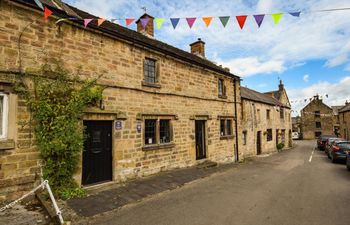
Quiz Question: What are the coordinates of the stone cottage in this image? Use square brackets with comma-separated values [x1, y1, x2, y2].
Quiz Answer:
[339, 103, 350, 140]
[0, 0, 241, 200]
[300, 96, 334, 139]
[240, 81, 292, 158]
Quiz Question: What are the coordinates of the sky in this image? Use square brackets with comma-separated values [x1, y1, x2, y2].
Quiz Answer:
[63, 0, 350, 116]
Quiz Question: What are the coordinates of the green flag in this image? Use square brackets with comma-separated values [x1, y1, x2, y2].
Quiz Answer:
[155, 18, 165, 29]
[272, 13, 283, 24]
[219, 16, 230, 27]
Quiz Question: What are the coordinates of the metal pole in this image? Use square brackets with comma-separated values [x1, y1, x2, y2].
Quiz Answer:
[44, 181, 64, 225]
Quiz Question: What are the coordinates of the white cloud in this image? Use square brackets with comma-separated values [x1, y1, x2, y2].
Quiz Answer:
[325, 54, 348, 68]
[289, 76, 350, 116]
[303, 74, 309, 82]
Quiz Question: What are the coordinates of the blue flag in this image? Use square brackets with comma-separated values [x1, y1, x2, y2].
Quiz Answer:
[170, 18, 180, 29]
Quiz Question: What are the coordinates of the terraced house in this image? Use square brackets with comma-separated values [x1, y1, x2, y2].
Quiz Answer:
[0, 0, 241, 200]
[240, 81, 292, 157]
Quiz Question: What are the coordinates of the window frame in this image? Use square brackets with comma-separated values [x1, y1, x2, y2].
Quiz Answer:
[142, 115, 174, 150]
[280, 107, 284, 119]
[0, 93, 8, 140]
[243, 131, 247, 145]
[219, 118, 233, 138]
[314, 111, 320, 119]
[266, 109, 270, 120]
[218, 78, 226, 98]
[315, 121, 322, 129]
[266, 129, 272, 141]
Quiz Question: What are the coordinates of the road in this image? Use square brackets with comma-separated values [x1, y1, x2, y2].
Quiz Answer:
[91, 140, 350, 225]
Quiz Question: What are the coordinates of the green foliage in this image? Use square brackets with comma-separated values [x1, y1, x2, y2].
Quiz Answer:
[17, 60, 102, 199]
[276, 142, 285, 151]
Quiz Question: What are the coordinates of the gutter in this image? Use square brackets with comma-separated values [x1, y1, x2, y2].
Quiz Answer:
[234, 78, 239, 162]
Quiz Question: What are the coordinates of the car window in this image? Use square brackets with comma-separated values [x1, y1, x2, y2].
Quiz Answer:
[337, 143, 350, 149]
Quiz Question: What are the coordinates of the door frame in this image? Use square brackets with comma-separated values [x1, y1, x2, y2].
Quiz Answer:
[82, 120, 114, 186]
[256, 131, 262, 155]
[195, 120, 207, 160]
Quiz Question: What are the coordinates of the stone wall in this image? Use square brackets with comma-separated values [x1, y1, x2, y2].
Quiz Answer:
[0, 1, 240, 200]
[339, 111, 350, 140]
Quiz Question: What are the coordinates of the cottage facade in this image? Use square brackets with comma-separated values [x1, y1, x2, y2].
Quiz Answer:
[239, 81, 292, 158]
[339, 104, 350, 140]
[0, 0, 242, 200]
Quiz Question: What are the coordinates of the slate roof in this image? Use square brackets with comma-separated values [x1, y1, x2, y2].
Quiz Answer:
[339, 104, 350, 113]
[241, 87, 289, 108]
[12, 0, 239, 80]
[264, 90, 280, 101]
[332, 106, 345, 115]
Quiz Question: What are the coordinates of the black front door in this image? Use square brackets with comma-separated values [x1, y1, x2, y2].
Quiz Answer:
[82, 121, 112, 185]
[257, 131, 262, 155]
[195, 120, 206, 160]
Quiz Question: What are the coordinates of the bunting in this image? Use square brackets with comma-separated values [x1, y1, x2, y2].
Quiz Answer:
[253, 14, 264, 27]
[219, 16, 230, 27]
[84, 18, 93, 27]
[155, 18, 165, 29]
[236, 15, 247, 29]
[289, 12, 301, 17]
[140, 18, 150, 28]
[97, 18, 106, 26]
[202, 17, 213, 27]
[186, 17, 196, 28]
[44, 7, 52, 20]
[125, 18, 135, 26]
[170, 18, 180, 29]
[272, 13, 283, 24]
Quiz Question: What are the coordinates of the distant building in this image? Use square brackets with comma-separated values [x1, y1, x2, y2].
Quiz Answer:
[332, 106, 343, 137]
[292, 116, 301, 133]
[300, 96, 334, 139]
[339, 102, 350, 140]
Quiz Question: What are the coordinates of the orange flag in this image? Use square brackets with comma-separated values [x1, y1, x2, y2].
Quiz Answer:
[44, 7, 52, 20]
[97, 18, 106, 26]
[202, 17, 213, 27]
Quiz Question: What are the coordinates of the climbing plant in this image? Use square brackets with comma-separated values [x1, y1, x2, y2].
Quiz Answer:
[16, 60, 103, 199]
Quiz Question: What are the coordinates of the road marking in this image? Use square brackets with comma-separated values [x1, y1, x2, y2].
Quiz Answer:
[309, 149, 315, 162]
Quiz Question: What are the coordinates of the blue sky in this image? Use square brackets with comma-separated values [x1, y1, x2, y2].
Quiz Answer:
[64, 0, 350, 116]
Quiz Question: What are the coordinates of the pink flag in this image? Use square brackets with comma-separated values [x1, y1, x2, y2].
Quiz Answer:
[84, 19, 93, 28]
[186, 17, 197, 28]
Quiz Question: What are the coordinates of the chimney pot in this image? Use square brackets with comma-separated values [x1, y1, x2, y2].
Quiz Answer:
[136, 13, 154, 37]
[190, 38, 205, 58]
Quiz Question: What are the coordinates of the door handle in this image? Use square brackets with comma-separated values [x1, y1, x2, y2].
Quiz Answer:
[91, 148, 102, 154]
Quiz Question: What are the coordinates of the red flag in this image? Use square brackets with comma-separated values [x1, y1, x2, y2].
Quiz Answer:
[236, 15, 247, 29]
[125, 18, 135, 26]
[44, 7, 52, 20]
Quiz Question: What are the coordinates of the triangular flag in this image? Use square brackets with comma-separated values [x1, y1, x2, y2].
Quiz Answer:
[235, 15, 247, 29]
[219, 16, 230, 27]
[44, 7, 52, 20]
[155, 18, 165, 29]
[84, 19, 93, 28]
[202, 17, 213, 27]
[253, 14, 265, 27]
[272, 13, 283, 24]
[289, 12, 301, 17]
[97, 18, 106, 26]
[186, 17, 197, 28]
[140, 18, 150, 28]
[170, 18, 180, 29]
[34, 0, 44, 10]
[125, 18, 135, 26]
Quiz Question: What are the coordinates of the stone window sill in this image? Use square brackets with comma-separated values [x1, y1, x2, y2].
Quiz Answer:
[142, 81, 161, 89]
[218, 95, 227, 99]
[0, 139, 15, 150]
[220, 135, 234, 140]
[142, 143, 175, 151]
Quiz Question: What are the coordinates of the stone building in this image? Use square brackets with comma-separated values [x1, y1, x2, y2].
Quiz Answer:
[0, 0, 242, 200]
[292, 116, 301, 133]
[240, 81, 292, 158]
[339, 103, 350, 140]
[300, 96, 334, 139]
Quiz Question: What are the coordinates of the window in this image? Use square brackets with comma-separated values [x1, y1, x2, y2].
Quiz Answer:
[266, 109, 270, 120]
[280, 107, 284, 119]
[243, 131, 247, 145]
[315, 121, 322, 128]
[144, 117, 173, 146]
[144, 58, 156, 83]
[314, 111, 320, 118]
[220, 119, 233, 137]
[315, 132, 322, 138]
[0, 93, 8, 139]
[257, 109, 260, 122]
[267, 129, 272, 141]
[218, 78, 226, 97]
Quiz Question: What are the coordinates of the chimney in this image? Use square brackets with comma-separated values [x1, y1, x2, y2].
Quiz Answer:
[278, 79, 284, 91]
[190, 38, 205, 58]
[136, 13, 154, 37]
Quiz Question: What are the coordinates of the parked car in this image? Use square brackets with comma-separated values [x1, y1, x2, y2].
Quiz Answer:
[325, 138, 345, 157]
[329, 141, 350, 163]
[292, 132, 299, 140]
[346, 151, 350, 171]
[317, 135, 337, 150]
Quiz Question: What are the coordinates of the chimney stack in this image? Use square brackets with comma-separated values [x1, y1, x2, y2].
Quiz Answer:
[278, 79, 284, 91]
[136, 13, 154, 37]
[190, 38, 205, 58]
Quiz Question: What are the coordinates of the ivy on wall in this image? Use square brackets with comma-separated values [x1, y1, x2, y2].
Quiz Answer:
[16, 60, 103, 199]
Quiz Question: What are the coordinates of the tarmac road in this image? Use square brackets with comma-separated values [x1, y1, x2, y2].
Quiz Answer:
[92, 140, 350, 225]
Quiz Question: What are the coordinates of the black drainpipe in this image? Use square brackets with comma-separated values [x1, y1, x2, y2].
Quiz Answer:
[234, 78, 239, 162]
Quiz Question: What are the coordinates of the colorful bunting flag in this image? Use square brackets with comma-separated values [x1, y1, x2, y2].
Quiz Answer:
[84, 19, 93, 28]
[44, 7, 52, 20]
[125, 18, 135, 26]
[253, 14, 265, 27]
[202, 17, 213, 27]
[236, 15, 247, 29]
[289, 12, 301, 17]
[34, 0, 44, 10]
[170, 18, 180, 29]
[97, 18, 106, 26]
[272, 13, 283, 24]
[140, 18, 150, 28]
[219, 16, 230, 27]
[155, 18, 165, 29]
[186, 17, 197, 28]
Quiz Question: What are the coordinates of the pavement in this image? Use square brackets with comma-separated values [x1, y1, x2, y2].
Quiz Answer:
[72, 140, 350, 225]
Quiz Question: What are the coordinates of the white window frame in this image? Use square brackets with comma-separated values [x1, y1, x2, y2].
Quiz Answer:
[0, 93, 9, 139]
